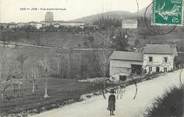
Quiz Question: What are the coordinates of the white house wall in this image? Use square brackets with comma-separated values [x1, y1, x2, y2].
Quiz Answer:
[110, 60, 142, 81]
[143, 54, 174, 73]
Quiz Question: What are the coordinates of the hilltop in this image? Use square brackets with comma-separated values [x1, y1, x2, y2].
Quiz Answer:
[72, 11, 136, 23]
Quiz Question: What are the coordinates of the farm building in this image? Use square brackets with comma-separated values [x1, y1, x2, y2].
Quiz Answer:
[143, 44, 178, 73]
[109, 44, 178, 82]
[109, 51, 143, 82]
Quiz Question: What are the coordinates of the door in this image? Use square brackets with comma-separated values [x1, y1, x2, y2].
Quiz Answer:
[156, 67, 160, 72]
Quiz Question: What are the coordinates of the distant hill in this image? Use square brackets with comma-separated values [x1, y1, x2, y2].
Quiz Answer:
[137, 7, 151, 18]
[72, 11, 136, 24]
[70, 8, 154, 24]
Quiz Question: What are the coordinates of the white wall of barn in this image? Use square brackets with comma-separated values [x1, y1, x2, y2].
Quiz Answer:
[143, 54, 175, 73]
[110, 60, 142, 81]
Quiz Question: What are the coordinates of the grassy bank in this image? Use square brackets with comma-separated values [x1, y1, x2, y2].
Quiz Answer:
[145, 85, 184, 117]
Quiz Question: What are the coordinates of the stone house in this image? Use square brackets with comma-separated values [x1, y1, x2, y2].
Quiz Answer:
[109, 44, 178, 81]
[143, 44, 178, 73]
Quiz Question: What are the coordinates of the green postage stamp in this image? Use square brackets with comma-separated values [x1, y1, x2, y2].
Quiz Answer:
[153, 0, 183, 26]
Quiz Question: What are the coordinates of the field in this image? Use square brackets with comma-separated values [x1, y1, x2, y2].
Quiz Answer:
[0, 78, 105, 116]
[0, 44, 113, 116]
[0, 31, 109, 49]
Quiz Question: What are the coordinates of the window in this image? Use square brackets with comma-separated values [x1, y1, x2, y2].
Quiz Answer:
[149, 57, 153, 62]
[164, 57, 168, 63]
[164, 67, 167, 72]
[119, 75, 127, 81]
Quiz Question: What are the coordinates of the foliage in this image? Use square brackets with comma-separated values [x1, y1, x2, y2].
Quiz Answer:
[145, 86, 184, 117]
[110, 30, 129, 51]
[93, 17, 121, 29]
[174, 53, 184, 68]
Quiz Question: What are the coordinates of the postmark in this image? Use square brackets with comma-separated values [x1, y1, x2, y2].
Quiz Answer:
[152, 0, 183, 26]
[144, 2, 176, 35]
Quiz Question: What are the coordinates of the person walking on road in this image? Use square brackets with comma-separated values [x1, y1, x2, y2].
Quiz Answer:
[107, 89, 116, 116]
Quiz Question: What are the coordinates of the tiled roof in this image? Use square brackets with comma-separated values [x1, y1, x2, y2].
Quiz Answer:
[143, 44, 177, 55]
[110, 51, 143, 61]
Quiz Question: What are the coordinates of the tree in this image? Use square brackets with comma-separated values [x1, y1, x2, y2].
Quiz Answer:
[135, 39, 141, 48]
[111, 29, 129, 51]
[0, 48, 8, 100]
[38, 57, 50, 98]
[93, 17, 121, 30]
[25, 63, 39, 94]
[38, 48, 56, 98]
[0, 47, 23, 100]
[16, 54, 28, 76]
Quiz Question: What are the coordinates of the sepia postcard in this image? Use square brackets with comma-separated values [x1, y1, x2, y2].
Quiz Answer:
[0, 0, 184, 117]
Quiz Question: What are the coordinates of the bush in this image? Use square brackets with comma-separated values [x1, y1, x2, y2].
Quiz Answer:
[145, 86, 184, 117]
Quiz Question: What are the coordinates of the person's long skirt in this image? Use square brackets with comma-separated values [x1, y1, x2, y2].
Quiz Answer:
[108, 101, 115, 111]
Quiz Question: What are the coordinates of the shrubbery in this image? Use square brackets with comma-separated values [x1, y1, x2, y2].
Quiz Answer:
[145, 85, 184, 117]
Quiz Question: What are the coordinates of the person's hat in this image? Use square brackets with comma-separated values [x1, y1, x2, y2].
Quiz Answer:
[110, 89, 115, 93]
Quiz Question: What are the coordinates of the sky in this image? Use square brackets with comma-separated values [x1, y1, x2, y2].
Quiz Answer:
[0, 0, 152, 23]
